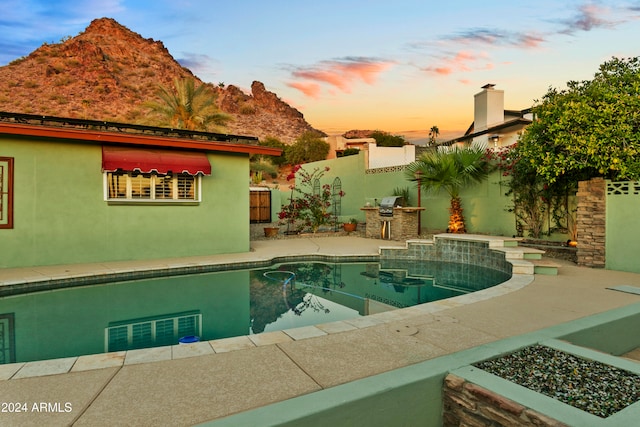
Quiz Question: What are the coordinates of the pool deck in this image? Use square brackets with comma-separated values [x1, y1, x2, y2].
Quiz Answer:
[1, 236, 640, 426]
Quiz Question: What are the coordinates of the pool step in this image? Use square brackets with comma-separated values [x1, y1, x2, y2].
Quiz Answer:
[495, 246, 544, 260]
[530, 258, 562, 276]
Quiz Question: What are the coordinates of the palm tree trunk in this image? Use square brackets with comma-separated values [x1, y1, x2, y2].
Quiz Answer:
[448, 196, 466, 233]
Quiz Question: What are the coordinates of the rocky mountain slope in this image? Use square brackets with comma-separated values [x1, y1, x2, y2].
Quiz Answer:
[0, 18, 322, 143]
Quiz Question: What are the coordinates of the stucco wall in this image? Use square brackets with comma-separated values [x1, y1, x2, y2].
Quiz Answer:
[1, 137, 250, 268]
[606, 180, 640, 272]
[293, 155, 517, 236]
[367, 144, 415, 169]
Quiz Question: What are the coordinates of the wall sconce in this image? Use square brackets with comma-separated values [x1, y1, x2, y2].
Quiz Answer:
[490, 135, 500, 147]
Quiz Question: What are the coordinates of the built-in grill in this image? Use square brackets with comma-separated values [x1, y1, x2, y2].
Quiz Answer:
[379, 196, 405, 217]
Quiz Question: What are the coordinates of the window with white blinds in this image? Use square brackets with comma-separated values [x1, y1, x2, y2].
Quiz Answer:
[104, 172, 200, 202]
[105, 312, 202, 352]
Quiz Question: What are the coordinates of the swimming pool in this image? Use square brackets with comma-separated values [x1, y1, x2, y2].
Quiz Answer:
[0, 259, 509, 364]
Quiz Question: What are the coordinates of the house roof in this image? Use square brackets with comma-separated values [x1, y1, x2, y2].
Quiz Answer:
[0, 112, 282, 156]
[440, 107, 533, 147]
[440, 117, 532, 146]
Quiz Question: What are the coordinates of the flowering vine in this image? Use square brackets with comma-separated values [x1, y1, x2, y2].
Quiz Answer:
[485, 144, 576, 239]
[278, 165, 344, 233]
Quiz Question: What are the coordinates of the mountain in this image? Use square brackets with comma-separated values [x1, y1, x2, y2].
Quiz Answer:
[0, 17, 322, 143]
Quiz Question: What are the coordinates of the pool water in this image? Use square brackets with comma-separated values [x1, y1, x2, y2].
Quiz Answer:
[0, 260, 510, 364]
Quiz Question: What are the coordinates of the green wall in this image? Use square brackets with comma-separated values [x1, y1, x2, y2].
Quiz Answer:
[606, 181, 640, 272]
[1, 137, 251, 268]
[292, 154, 516, 236]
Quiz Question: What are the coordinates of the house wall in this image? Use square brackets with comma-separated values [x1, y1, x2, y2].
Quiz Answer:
[1, 137, 250, 268]
[471, 129, 521, 149]
[367, 144, 415, 169]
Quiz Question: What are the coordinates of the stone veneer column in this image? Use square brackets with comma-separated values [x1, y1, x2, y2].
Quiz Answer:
[576, 177, 606, 268]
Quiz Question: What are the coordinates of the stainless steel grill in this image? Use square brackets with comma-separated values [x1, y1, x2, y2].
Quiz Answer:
[379, 196, 404, 217]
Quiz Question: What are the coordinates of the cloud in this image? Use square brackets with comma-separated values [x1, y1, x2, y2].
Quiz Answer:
[557, 3, 617, 34]
[410, 26, 545, 79]
[422, 51, 493, 76]
[444, 28, 546, 49]
[558, 4, 610, 34]
[411, 2, 638, 80]
[516, 33, 546, 48]
[286, 81, 322, 99]
[287, 57, 395, 97]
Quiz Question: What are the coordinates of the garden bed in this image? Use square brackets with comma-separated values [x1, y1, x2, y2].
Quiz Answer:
[473, 344, 640, 418]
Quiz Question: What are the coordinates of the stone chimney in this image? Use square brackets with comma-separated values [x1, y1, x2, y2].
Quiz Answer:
[474, 84, 504, 131]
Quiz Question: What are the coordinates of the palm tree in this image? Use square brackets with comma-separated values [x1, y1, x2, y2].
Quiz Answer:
[428, 125, 440, 146]
[406, 145, 492, 233]
[146, 77, 230, 131]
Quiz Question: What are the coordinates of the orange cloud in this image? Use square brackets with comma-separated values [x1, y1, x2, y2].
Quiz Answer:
[287, 81, 322, 98]
[288, 57, 394, 97]
[422, 51, 492, 75]
[517, 33, 545, 48]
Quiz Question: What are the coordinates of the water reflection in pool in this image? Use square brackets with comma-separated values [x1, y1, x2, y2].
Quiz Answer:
[0, 260, 510, 364]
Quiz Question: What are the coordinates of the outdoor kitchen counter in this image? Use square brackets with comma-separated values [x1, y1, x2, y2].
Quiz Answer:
[361, 206, 425, 240]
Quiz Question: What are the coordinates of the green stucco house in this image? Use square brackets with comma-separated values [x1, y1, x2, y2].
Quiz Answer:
[0, 113, 280, 269]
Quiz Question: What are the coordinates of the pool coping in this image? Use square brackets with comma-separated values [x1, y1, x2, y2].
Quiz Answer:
[0, 235, 536, 380]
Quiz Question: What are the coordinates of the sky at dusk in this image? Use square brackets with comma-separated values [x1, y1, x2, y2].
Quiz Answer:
[1, 0, 639, 140]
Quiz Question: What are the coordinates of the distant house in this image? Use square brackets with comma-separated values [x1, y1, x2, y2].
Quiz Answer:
[0, 113, 280, 268]
[327, 135, 416, 169]
[441, 84, 532, 150]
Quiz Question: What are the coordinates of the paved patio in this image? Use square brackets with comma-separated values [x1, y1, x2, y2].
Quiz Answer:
[1, 236, 640, 426]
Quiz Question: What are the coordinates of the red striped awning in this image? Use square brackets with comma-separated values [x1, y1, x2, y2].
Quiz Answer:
[102, 145, 211, 175]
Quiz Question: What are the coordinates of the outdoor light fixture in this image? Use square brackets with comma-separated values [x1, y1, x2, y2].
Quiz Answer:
[490, 135, 500, 147]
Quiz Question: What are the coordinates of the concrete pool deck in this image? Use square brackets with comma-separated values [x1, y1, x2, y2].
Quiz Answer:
[1, 236, 640, 426]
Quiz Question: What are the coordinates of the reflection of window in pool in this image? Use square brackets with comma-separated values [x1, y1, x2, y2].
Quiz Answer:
[0, 157, 14, 228]
[0, 313, 16, 363]
[105, 171, 199, 202]
[105, 311, 201, 352]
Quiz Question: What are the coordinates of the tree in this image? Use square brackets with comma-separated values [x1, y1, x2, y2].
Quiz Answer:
[254, 136, 288, 167]
[488, 142, 579, 239]
[428, 125, 440, 146]
[405, 146, 492, 233]
[370, 130, 407, 147]
[146, 77, 230, 131]
[285, 131, 330, 165]
[518, 56, 640, 183]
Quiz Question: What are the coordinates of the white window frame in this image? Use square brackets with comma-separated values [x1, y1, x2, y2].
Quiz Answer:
[105, 312, 202, 352]
[103, 171, 202, 203]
